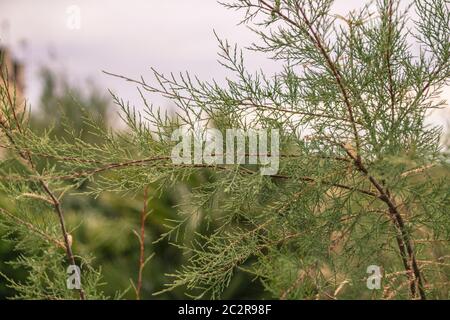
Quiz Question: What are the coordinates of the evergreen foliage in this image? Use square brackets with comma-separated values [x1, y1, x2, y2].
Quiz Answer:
[0, 0, 449, 299]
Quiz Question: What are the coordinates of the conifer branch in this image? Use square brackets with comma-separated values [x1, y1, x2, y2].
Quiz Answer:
[0, 70, 86, 300]
[0, 208, 66, 250]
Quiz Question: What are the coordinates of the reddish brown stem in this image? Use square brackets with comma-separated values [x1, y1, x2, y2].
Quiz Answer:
[136, 186, 149, 300]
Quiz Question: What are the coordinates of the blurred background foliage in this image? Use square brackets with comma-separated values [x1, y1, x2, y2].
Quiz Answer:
[0, 68, 266, 299]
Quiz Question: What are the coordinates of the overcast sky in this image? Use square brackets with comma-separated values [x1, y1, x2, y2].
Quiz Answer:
[0, 0, 448, 127]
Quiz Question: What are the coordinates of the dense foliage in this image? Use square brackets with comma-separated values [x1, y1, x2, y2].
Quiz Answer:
[0, 0, 449, 299]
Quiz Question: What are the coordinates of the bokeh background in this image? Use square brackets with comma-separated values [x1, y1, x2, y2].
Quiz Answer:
[0, 0, 449, 299]
[1, 0, 448, 123]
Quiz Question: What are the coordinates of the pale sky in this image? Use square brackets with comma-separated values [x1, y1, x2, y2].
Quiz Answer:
[0, 0, 448, 128]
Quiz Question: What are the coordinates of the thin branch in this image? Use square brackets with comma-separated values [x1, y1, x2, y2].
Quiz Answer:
[259, 0, 362, 154]
[340, 142, 426, 299]
[385, 0, 396, 124]
[239, 100, 364, 125]
[0, 208, 66, 249]
[135, 186, 150, 300]
[0, 76, 86, 300]
[401, 164, 435, 177]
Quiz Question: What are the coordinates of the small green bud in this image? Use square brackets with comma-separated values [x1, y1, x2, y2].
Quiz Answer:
[271, 0, 281, 19]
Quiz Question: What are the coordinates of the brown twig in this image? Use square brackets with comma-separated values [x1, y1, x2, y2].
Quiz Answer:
[341, 142, 426, 299]
[0, 71, 86, 300]
[259, 0, 362, 154]
[134, 186, 150, 300]
[401, 164, 435, 177]
[0, 148, 377, 200]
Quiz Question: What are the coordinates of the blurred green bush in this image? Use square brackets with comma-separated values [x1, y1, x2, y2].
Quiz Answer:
[0, 68, 265, 299]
